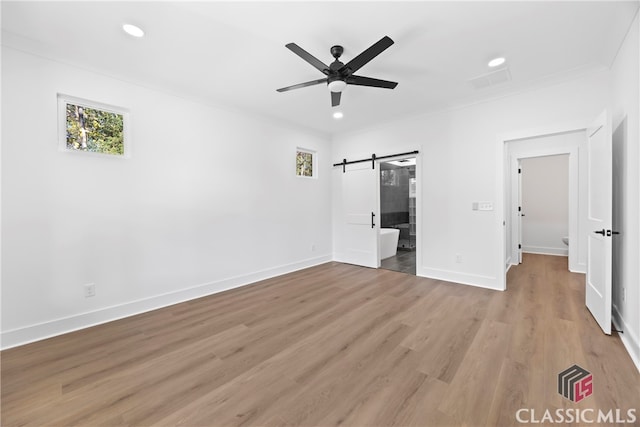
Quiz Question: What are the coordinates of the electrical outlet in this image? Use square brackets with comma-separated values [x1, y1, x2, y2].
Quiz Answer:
[84, 283, 96, 298]
[456, 253, 463, 263]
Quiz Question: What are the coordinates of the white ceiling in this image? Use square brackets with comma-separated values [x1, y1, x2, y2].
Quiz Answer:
[2, 1, 638, 136]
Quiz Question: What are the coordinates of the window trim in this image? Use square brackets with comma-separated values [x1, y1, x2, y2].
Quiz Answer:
[296, 147, 317, 179]
[57, 93, 131, 158]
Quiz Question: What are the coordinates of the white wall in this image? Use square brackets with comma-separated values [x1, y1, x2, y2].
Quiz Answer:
[521, 155, 569, 256]
[610, 11, 640, 370]
[1, 47, 333, 348]
[332, 70, 610, 290]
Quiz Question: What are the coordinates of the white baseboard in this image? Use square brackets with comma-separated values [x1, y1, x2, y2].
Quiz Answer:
[1, 255, 332, 350]
[417, 266, 503, 291]
[522, 246, 568, 256]
[505, 255, 513, 272]
[572, 262, 587, 274]
[612, 304, 640, 373]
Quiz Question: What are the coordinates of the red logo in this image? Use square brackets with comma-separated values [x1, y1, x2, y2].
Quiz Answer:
[558, 364, 593, 402]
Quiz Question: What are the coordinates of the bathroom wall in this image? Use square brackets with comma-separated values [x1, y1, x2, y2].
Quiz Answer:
[380, 163, 410, 227]
[520, 155, 569, 256]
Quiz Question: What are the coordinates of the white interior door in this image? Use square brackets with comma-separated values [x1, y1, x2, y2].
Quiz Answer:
[335, 162, 379, 268]
[585, 110, 612, 335]
[518, 160, 523, 264]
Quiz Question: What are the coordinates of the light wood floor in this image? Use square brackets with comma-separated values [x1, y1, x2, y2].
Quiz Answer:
[2, 254, 639, 426]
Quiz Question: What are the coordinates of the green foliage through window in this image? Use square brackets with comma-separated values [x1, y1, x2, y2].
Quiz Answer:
[296, 150, 314, 177]
[66, 103, 124, 155]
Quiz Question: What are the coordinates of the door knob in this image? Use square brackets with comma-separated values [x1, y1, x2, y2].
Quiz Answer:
[594, 229, 606, 235]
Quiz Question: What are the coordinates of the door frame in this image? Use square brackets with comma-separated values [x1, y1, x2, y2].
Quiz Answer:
[333, 147, 422, 272]
[509, 149, 577, 269]
[377, 153, 420, 273]
[496, 120, 589, 291]
[517, 158, 523, 264]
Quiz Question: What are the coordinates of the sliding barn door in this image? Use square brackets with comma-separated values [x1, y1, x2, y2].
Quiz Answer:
[334, 163, 379, 268]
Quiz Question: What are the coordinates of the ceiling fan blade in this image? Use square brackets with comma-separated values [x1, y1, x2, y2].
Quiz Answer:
[339, 36, 394, 75]
[286, 43, 330, 75]
[331, 91, 341, 107]
[277, 78, 327, 92]
[346, 75, 398, 89]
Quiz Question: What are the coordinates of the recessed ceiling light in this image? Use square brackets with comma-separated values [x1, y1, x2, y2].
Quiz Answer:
[122, 24, 144, 38]
[333, 111, 344, 119]
[388, 158, 416, 166]
[488, 57, 506, 68]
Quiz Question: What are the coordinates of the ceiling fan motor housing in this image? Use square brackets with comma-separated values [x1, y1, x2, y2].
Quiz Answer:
[330, 45, 344, 59]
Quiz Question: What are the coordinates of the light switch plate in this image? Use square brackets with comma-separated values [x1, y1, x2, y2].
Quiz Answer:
[472, 201, 493, 211]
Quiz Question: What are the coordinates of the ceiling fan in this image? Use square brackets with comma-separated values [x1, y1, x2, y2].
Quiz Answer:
[277, 36, 398, 107]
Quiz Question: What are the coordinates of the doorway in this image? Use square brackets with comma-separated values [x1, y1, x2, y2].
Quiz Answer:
[504, 130, 585, 276]
[519, 154, 570, 263]
[379, 157, 416, 275]
[333, 149, 421, 275]
[499, 113, 613, 335]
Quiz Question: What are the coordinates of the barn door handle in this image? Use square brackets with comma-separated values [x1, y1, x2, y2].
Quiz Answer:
[371, 212, 376, 229]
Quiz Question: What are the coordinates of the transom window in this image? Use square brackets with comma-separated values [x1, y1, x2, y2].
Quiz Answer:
[296, 148, 316, 178]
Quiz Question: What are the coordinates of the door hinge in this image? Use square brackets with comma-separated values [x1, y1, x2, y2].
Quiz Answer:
[518, 206, 521, 212]
[518, 244, 522, 249]
[518, 168, 522, 174]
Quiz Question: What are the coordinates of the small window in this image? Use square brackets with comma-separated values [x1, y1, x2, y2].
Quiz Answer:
[296, 148, 316, 178]
[58, 94, 130, 157]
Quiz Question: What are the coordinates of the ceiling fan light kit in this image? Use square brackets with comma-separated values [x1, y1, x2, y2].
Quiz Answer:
[328, 78, 347, 93]
[277, 36, 398, 107]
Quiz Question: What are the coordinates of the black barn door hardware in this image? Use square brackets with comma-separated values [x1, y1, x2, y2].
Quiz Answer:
[333, 150, 419, 172]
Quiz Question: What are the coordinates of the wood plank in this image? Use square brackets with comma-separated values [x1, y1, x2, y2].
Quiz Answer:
[2, 254, 639, 427]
